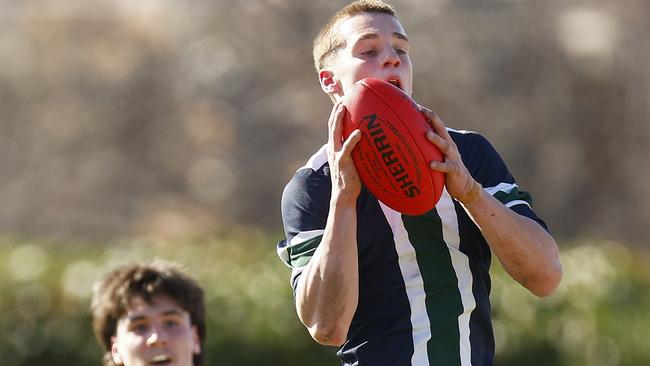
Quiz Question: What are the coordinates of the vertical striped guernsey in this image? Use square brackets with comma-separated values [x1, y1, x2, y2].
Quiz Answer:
[277, 130, 548, 366]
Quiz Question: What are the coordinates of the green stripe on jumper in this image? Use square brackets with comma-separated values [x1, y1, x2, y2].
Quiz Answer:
[403, 210, 463, 366]
[289, 235, 322, 268]
[493, 186, 532, 206]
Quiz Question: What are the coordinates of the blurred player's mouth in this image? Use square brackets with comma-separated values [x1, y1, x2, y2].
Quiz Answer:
[386, 77, 402, 90]
[149, 354, 172, 365]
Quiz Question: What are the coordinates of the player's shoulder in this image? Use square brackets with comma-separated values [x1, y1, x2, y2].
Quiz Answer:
[285, 144, 328, 182]
[446, 127, 508, 180]
[282, 145, 331, 203]
[447, 127, 487, 142]
[447, 127, 494, 155]
[297, 145, 329, 173]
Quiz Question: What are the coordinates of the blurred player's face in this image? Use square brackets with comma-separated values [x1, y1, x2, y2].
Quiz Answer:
[320, 12, 413, 101]
[111, 296, 200, 366]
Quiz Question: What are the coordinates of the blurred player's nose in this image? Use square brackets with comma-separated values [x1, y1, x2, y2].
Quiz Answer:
[146, 326, 167, 347]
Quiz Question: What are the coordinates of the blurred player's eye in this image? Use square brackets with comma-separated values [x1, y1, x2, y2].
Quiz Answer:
[162, 318, 180, 329]
[130, 322, 149, 333]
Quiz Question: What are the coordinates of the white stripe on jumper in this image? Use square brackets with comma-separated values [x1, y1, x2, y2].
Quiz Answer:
[378, 202, 431, 366]
[484, 182, 517, 195]
[379, 202, 431, 366]
[484, 182, 531, 208]
[299, 144, 327, 171]
[437, 188, 476, 366]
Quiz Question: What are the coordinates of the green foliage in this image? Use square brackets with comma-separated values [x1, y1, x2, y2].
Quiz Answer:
[492, 241, 650, 366]
[0, 234, 648, 366]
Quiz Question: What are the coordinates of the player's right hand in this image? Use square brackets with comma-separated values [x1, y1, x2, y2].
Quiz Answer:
[327, 101, 362, 204]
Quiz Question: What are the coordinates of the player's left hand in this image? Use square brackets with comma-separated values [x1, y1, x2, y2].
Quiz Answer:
[420, 107, 482, 207]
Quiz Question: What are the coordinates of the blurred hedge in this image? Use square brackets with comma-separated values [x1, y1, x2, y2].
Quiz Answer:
[1, 232, 648, 366]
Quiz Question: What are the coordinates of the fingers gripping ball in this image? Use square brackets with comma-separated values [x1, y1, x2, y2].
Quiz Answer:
[342, 78, 445, 215]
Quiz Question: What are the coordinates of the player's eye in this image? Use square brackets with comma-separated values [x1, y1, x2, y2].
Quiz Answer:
[162, 319, 179, 329]
[395, 48, 407, 55]
[130, 322, 149, 333]
[362, 49, 377, 56]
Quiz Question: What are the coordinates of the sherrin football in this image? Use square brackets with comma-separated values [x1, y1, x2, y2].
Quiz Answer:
[342, 78, 445, 215]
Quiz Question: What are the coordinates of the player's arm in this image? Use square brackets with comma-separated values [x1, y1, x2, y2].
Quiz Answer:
[295, 102, 362, 346]
[422, 108, 562, 297]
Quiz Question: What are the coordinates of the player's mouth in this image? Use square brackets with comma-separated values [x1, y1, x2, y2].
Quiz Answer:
[386, 77, 402, 90]
[149, 354, 172, 365]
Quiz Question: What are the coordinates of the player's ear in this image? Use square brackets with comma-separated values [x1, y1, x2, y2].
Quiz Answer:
[319, 69, 341, 96]
[191, 325, 201, 355]
[111, 337, 123, 365]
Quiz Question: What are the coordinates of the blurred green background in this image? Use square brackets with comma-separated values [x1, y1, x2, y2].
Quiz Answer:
[1, 0, 649, 365]
[1, 235, 649, 365]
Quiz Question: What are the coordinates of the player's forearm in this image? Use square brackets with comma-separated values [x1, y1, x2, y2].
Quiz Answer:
[463, 189, 562, 296]
[296, 196, 359, 346]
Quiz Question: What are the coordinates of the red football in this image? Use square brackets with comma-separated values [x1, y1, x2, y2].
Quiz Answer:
[342, 78, 445, 215]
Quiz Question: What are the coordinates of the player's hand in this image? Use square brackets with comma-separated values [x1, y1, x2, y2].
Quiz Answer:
[327, 101, 362, 203]
[421, 107, 482, 207]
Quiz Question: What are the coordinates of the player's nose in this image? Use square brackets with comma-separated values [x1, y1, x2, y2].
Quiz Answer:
[146, 326, 167, 347]
[382, 48, 401, 68]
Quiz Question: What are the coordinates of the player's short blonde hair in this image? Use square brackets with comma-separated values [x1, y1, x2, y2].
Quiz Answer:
[313, 0, 396, 72]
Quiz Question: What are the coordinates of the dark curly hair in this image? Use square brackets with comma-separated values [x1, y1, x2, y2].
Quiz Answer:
[90, 261, 206, 366]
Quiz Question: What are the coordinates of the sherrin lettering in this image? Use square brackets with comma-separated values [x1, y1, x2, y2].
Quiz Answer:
[364, 114, 419, 198]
